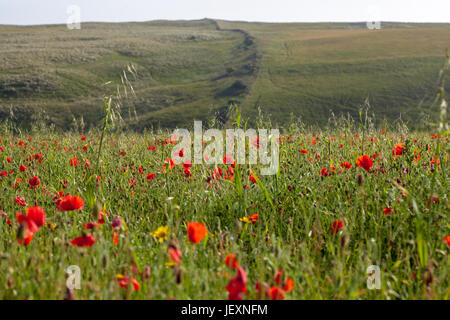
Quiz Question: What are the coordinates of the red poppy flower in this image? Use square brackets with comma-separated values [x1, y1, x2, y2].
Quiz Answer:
[428, 196, 439, 206]
[284, 277, 295, 292]
[113, 231, 119, 246]
[19, 165, 27, 172]
[212, 167, 223, 179]
[356, 155, 373, 172]
[443, 236, 450, 246]
[14, 196, 27, 206]
[300, 149, 308, 154]
[269, 286, 286, 300]
[169, 247, 182, 264]
[97, 209, 107, 224]
[17, 227, 34, 246]
[182, 160, 192, 170]
[33, 153, 43, 163]
[340, 162, 352, 169]
[117, 275, 140, 291]
[225, 254, 239, 269]
[52, 191, 65, 205]
[57, 195, 84, 211]
[71, 234, 95, 247]
[16, 206, 46, 245]
[146, 173, 155, 180]
[26, 206, 46, 229]
[16, 208, 41, 234]
[164, 158, 176, 170]
[248, 214, 259, 224]
[392, 143, 405, 156]
[69, 157, 79, 167]
[331, 220, 344, 235]
[252, 137, 260, 149]
[29, 176, 40, 188]
[226, 267, 247, 300]
[249, 174, 258, 184]
[430, 157, 440, 168]
[383, 207, 393, 215]
[83, 222, 99, 230]
[187, 222, 207, 244]
[320, 168, 330, 177]
[184, 169, 192, 178]
[275, 269, 283, 285]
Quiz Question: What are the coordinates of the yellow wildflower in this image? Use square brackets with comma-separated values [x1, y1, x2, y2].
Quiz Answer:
[151, 225, 169, 243]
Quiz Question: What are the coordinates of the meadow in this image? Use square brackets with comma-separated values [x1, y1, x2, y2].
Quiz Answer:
[0, 19, 449, 301]
[0, 107, 448, 299]
[1, 19, 450, 130]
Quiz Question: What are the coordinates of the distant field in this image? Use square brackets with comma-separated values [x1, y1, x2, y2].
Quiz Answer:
[0, 19, 449, 130]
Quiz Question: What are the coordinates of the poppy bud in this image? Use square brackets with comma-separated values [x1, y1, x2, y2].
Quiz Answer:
[63, 288, 74, 300]
[92, 202, 102, 218]
[7, 276, 14, 289]
[357, 174, 364, 185]
[112, 217, 122, 229]
[144, 265, 151, 279]
[424, 266, 433, 286]
[102, 255, 108, 268]
[174, 266, 182, 284]
[341, 235, 348, 248]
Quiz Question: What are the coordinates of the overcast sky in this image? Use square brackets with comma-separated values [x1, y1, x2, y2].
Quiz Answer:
[1, 0, 450, 25]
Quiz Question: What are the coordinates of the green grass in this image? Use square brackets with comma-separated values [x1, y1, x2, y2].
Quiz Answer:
[217, 21, 450, 127]
[0, 19, 256, 129]
[1, 19, 449, 130]
[0, 116, 448, 299]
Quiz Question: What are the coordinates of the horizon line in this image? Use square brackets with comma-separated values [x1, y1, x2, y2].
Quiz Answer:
[2, 17, 450, 27]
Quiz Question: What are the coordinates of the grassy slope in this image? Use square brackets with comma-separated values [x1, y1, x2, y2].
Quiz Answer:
[0, 20, 255, 129]
[218, 21, 450, 128]
[0, 20, 449, 130]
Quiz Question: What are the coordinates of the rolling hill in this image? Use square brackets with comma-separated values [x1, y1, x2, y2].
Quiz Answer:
[0, 19, 449, 130]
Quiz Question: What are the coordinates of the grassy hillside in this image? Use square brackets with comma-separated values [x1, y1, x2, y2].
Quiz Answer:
[0, 19, 449, 130]
[218, 21, 450, 128]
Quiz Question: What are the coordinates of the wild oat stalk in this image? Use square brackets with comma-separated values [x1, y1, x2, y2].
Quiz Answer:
[95, 64, 137, 172]
[84, 64, 137, 209]
[435, 50, 449, 134]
